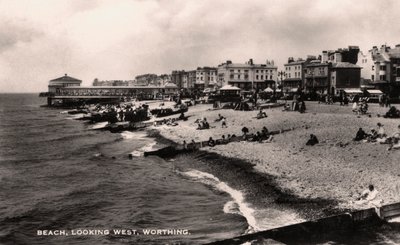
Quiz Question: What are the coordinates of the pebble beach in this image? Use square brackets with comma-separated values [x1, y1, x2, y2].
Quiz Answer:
[153, 101, 400, 216]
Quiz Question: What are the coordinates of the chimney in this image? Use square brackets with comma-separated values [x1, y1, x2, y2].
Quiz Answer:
[248, 58, 253, 65]
[321, 51, 328, 63]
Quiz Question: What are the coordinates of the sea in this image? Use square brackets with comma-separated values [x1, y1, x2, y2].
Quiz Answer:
[1, 93, 400, 245]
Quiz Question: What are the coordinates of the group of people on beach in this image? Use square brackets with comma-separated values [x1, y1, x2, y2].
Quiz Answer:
[353, 123, 400, 150]
[90, 103, 150, 123]
[352, 98, 369, 115]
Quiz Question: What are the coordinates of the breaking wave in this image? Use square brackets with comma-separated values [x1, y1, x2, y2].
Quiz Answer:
[178, 169, 260, 233]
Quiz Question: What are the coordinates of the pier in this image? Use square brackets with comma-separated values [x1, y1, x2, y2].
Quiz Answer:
[40, 74, 179, 106]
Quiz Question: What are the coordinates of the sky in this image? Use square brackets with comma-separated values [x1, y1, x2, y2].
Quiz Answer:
[0, 0, 400, 92]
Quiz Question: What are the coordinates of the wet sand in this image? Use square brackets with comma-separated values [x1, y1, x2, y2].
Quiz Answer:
[150, 101, 400, 218]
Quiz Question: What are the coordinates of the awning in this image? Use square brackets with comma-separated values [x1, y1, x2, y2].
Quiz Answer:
[367, 89, 383, 94]
[343, 89, 362, 94]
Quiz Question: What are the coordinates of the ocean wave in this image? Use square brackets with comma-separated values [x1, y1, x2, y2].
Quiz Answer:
[65, 114, 86, 120]
[90, 122, 109, 130]
[120, 131, 148, 140]
[177, 169, 260, 233]
[130, 142, 158, 157]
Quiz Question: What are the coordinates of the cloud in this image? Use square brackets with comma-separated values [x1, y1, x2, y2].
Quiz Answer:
[0, 18, 43, 53]
[0, 0, 400, 92]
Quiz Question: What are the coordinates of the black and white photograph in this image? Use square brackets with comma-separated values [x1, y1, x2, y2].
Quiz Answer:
[1, 0, 400, 244]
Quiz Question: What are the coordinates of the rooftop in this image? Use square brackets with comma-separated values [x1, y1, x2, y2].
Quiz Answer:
[50, 74, 81, 82]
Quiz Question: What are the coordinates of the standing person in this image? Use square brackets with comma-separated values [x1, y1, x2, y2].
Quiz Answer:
[221, 117, 227, 128]
[385, 95, 391, 108]
[377, 123, 385, 138]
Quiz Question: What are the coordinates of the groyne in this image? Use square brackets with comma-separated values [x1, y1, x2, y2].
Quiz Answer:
[206, 204, 400, 244]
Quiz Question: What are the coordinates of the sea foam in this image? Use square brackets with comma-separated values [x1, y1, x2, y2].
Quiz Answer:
[179, 169, 260, 233]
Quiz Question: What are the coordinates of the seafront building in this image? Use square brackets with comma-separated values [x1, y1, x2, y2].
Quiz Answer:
[282, 56, 314, 93]
[217, 59, 278, 91]
[369, 44, 400, 95]
[285, 46, 362, 95]
[195, 67, 218, 91]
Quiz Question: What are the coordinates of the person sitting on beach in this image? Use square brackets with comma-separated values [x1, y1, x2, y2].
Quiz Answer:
[283, 103, 291, 111]
[202, 120, 210, 129]
[257, 109, 268, 119]
[306, 134, 319, 146]
[208, 137, 216, 147]
[189, 139, 198, 150]
[354, 128, 367, 141]
[215, 114, 225, 122]
[354, 185, 380, 204]
[261, 126, 269, 136]
[353, 185, 383, 217]
[366, 128, 378, 142]
[221, 135, 228, 144]
[242, 127, 249, 138]
[387, 125, 400, 150]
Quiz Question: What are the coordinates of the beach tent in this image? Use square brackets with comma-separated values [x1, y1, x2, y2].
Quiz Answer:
[264, 87, 274, 93]
[343, 88, 362, 94]
[219, 85, 241, 96]
[219, 85, 241, 91]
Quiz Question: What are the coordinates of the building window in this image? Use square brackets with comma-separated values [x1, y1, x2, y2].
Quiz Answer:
[230, 74, 234, 79]
[371, 75, 374, 81]
[380, 65, 386, 71]
[238, 75, 241, 79]
[256, 75, 259, 79]
[372, 66, 374, 71]
[230, 70, 234, 73]
[256, 70, 259, 73]
[244, 70, 249, 73]
[238, 69, 241, 73]
[380, 75, 386, 81]
[261, 75, 264, 80]
[270, 75, 273, 79]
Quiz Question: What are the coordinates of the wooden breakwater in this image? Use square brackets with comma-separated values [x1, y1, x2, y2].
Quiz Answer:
[206, 202, 400, 244]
